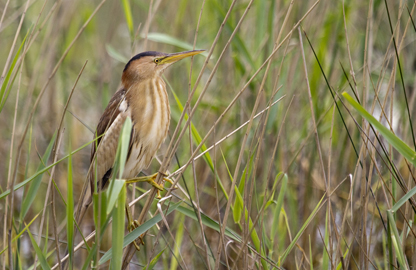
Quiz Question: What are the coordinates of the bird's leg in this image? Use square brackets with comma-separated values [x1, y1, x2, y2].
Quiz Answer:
[125, 205, 145, 251]
[126, 172, 176, 199]
[123, 172, 176, 251]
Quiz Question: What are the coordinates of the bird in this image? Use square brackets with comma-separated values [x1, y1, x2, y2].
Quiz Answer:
[73, 49, 204, 252]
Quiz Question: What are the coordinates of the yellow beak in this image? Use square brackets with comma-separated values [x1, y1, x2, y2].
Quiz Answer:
[161, 50, 205, 64]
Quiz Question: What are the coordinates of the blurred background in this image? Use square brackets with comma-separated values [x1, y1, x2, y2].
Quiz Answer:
[1, 0, 416, 269]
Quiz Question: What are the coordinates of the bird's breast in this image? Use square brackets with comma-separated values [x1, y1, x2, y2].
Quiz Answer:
[123, 78, 170, 178]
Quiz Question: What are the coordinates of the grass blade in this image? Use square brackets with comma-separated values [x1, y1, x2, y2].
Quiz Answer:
[121, 0, 134, 38]
[0, 212, 41, 256]
[20, 132, 56, 219]
[106, 179, 125, 216]
[387, 211, 407, 269]
[270, 173, 286, 240]
[392, 185, 416, 213]
[309, 235, 313, 270]
[146, 33, 208, 57]
[169, 85, 227, 198]
[0, 25, 32, 113]
[169, 214, 185, 270]
[342, 92, 416, 165]
[67, 143, 74, 268]
[144, 248, 166, 270]
[27, 225, 51, 270]
[105, 44, 128, 63]
[110, 182, 126, 270]
[99, 201, 182, 264]
[175, 204, 241, 242]
[280, 194, 325, 264]
[233, 151, 255, 224]
[0, 136, 102, 200]
[118, 116, 132, 178]
[106, 117, 132, 214]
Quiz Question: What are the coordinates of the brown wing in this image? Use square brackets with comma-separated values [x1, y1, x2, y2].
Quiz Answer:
[89, 88, 127, 193]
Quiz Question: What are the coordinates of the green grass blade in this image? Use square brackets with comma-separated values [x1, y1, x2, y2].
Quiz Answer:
[20, 132, 57, 219]
[105, 44, 128, 63]
[43, 211, 49, 255]
[67, 143, 74, 269]
[387, 211, 407, 269]
[0, 136, 102, 200]
[391, 185, 416, 212]
[233, 182, 244, 224]
[212, 2, 256, 69]
[335, 245, 349, 270]
[280, 194, 325, 264]
[81, 244, 97, 270]
[106, 179, 125, 216]
[106, 117, 131, 215]
[322, 210, 329, 269]
[270, 173, 286, 240]
[93, 191, 108, 235]
[110, 183, 126, 270]
[169, 85, 228, 198]
[118, 117, 132, 178]
[26, 247, 58, 270]
[342, 92, 416, 165]
[99, 201, 182, 264]
[0, 25, 32, 113]
[0, 212, 41, 255]
[175, 204, 241, 242]
[233, 151, 255, 224]
[169, 214, 185, 270]
[309, 235, 313, 270]
[245, 208, 268, 270]
[255, 0, 267, 47]
[26, 225, 51, 270]
[384, 0, 416, 150]
[121, 0, 134, 38]
[202, 149, 267, 267]
[144, 248, 166, 270]
[387, 219, 394, 270]
[146, 33, 208, 57]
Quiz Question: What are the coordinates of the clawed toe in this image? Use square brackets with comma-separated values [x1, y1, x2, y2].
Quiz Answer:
[128, 220, 140, 232]
[123, 172, 177, 252]
[162, 176, 177, 189]
[128, 220, 145, 251]
[126, 172, 177, 193]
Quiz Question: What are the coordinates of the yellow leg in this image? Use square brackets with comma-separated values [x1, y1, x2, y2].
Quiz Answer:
[124, 172, 176, 251]
[125, 205, 144, 251]
[126, 172, 176, 199]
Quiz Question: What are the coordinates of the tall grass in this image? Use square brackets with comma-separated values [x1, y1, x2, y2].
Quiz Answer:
[1, 0, 416, 269]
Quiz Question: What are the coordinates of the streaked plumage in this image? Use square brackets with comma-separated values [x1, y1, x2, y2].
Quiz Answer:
[73, 50, 204, 236]
[90, 75, 170, 192]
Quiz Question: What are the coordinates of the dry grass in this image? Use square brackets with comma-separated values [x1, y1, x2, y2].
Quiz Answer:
[1, 0, 416, 269]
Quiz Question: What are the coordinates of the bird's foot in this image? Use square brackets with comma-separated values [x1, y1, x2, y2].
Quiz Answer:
[128, 220, 145, 251]
[126, 172, 177, 199]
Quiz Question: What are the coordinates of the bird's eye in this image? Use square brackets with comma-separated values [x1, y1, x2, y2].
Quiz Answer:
[154, 58, 160, 64]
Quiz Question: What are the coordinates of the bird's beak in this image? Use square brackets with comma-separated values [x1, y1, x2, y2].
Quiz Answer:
[161, 50, 205, 64]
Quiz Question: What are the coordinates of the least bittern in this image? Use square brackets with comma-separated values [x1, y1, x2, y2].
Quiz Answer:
[74, 50, 204, 251]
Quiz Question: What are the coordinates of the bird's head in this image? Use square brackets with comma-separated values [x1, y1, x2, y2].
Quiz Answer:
[122, 50, 204, 88]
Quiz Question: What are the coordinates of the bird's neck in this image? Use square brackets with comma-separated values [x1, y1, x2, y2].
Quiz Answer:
[125, 77, 170, 125]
